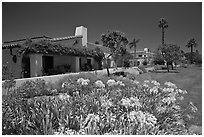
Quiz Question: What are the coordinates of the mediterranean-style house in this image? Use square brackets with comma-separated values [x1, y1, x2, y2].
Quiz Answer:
[2, 26, 113, 79]
[129, 48, 154, 66]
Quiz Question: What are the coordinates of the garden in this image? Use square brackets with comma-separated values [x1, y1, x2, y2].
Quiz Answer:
[2, 70, 200, 135]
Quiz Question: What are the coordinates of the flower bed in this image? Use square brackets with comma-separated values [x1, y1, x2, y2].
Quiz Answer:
[2, 74, 199, 135]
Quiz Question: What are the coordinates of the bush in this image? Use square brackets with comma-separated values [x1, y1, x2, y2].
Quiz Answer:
[138, 66, 148, 73]
[142, 60, 148, 65]
[2, 75, 198, 135]
[124, 60, 131, 68]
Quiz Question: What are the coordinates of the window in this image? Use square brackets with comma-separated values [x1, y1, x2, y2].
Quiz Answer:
[42, 56, 54, 73]
[138, 55, 142, 57]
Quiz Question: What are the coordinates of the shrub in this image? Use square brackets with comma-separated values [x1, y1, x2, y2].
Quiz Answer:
[142, 60, 148, 65]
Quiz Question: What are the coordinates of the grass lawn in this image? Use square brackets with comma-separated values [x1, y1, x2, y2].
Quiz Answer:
[135, 66, 202, 126]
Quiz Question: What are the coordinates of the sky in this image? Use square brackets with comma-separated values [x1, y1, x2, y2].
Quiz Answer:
[2, 2, 202, 53]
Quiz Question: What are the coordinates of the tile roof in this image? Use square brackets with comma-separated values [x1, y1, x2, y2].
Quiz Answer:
[17, 42, 102, 58]
[50, 35, 83, 42]
[2, 44, 21, 49]
[3, 35, 52, 44]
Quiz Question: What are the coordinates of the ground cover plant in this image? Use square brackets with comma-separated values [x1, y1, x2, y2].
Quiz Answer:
[134, 66, 202, 127]
[2, 72, 199, 135]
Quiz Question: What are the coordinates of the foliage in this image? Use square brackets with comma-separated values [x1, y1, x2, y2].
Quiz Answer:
[94, 47, 105, 70]
[18, 39, 104, 62]
[184, 52, 202, 66]
[158, 18, 168, 45]
[2, 64, 16, 95]
[2, 73, 198, 135]
[153, 50, 165, 65]
[159, 44, 182, 71]
[185, 38, 198, 64]
[142, 60, 148, 66]
[101, 31, 129, 71]
[185, 38, 198, 51]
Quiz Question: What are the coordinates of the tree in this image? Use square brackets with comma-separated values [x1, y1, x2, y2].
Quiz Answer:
[159, 44, 181, 72]
[153, 50, 165, 65]
[101, 31, 129, 76]
[186, 38, 198, 64]
[94, 47, 105, 70]
[158, 18, 168, 46]
[129, 38, 140, 66]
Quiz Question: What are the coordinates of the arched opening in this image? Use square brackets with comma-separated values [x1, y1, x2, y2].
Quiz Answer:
[137, 61, 140, 66]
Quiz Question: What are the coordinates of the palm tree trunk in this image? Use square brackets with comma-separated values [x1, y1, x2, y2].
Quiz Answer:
[191, 46, 193, 64]
[162, 27, 164, 46]
[134, 46, 136, 66]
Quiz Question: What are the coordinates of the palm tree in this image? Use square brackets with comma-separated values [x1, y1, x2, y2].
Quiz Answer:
[129, 38, 140, 66]
[158, 18, 168, 46]
[186, 38, 198, 64]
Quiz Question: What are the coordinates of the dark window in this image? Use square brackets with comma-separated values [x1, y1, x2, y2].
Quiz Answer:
[42, 56, 54, 73]
[87, 59, 91, 65]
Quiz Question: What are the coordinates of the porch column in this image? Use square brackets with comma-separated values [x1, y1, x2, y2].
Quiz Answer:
[75, 57, 80, 72]
[30, 54, 43, 77]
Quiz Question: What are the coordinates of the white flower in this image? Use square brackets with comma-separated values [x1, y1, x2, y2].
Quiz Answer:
[135, 111, 146, 125]
[144, 80, 150, 83]
[149, 86, 159, 94]
[164, 81, 177, 88]
[177, 96, 184, 101]
[51, 89, 57, 93]
[162, 96, 176, 105]
[172, 105, 181, 110]
[116, 81, 125, 86]
[145, 112, 157, 126]
[77, 78, 90, 86]
[151, 80, 160, 86]
[177, 89, 188, 94]
[162, 87, 174, 93]
[130, 96, 141, 107]
[95, 80, 105, 88]
[58, 94, 70, 100]
[128, 111, 137, 121]
[143, 83, 149, 88]
[121, 98, 131, 107]
[107, 79, 117, 86]
[101, 98, 113, 108]
[62, 82, 69, 88]
[133, 80, 139, 85]
[189, 102, 198, 113]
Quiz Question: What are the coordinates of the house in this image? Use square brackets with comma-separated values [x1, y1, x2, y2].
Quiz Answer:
[129, 48, 154, 66]
[2, 26, 106, 79]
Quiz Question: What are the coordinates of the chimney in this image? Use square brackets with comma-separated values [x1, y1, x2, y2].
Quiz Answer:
[75, 26, 87, 47]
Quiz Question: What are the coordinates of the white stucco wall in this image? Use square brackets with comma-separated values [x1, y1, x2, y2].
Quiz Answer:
[75, 26, 87, 47]
[30, 54, 43, 77]
[75, 57, 80, 72]
[54, 38, 82, 48]
[2, 48, 23, 79]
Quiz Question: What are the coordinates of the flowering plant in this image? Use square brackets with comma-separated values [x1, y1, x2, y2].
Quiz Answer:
[2, 74, 198, 135]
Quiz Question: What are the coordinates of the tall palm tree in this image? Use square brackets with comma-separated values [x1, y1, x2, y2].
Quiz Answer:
[129, 38, 140, 66]
[158, 18, 168, 46]
[186, 38, 198, 64]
